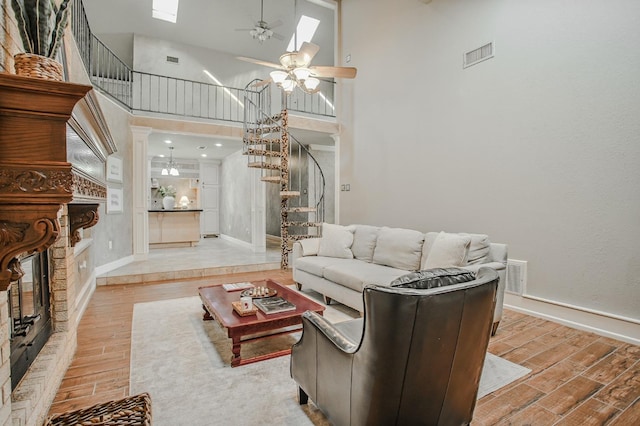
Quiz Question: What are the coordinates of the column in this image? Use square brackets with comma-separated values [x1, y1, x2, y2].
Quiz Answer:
[130, 126, 152, 259]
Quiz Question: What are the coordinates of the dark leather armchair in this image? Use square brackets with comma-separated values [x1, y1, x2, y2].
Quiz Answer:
[290, 267, 499, 426]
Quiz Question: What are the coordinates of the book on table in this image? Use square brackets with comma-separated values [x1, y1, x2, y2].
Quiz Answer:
[253, 297, 296, 315]
[222, 282, 255, 292]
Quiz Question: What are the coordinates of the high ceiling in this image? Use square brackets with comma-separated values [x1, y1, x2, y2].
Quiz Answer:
[82, 0, 337, 161]
[82, 0, 336, 75]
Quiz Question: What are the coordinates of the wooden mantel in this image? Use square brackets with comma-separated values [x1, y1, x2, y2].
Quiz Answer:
[0, 73, 92, 290]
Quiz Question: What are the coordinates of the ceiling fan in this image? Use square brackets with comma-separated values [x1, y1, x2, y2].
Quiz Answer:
[237, 41, 357, 94]
[235, 0, 284, 43]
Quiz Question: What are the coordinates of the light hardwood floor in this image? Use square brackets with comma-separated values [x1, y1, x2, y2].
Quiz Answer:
[49, 270, 639, 425]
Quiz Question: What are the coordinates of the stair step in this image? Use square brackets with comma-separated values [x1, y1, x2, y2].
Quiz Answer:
[248, 162, 281, 171]
[257, 113, 283, 125]
[246, 148, 283, 157]
[261, 176, 285, 184]
[287, 207, 317, 213]
[246, 126, 281, 135]
[285, 222, 322, 228]
[280, 191, 300, 199]
[243, 136, 282, 145]
[287, 234, 320, 241]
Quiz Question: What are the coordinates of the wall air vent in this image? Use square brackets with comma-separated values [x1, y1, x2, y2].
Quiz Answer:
[166, 56, 179, 64]
[506, 259, 527, 295]
[463, 42, 494, 69]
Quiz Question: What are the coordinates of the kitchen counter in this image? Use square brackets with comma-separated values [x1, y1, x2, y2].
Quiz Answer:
[148, 210, 201, 247]
[148, 209, 203, 212]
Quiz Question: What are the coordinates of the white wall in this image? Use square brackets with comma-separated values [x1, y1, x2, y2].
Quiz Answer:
[340, 0, 640, 320]
[133, 34, 265, 89]
[220, 150, 253, 243]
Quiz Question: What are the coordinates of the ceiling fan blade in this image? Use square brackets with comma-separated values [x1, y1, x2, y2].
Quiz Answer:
[272, 32, 285, 41]
[251, 78, 273, 88]
[269, 19, 283, 29]
[235, 28, 256, 31]
[298, 42, 320, 63]
[236, 56, 284, 69]
[309, 66, 358, 79]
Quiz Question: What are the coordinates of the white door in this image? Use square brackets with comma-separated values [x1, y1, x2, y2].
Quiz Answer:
[199, 161, 220, 236]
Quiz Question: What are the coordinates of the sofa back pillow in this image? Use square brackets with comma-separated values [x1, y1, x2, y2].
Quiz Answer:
[318, 223, 355, 259]
[351, 225, 380, 262]
[421, 232, 440, 266]
[422, 231, 471, 269]
[459, 233, 492, 264]
[372, 227, 425, 271]
[390, 267, 476, 289]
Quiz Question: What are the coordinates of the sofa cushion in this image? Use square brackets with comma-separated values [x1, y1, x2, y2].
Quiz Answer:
[323, 261, 408, 293]
[318, 223, 355, 259]
[421, 232, 440, 265]
[422, 232, 471, 269]
[460, 233, 492, 265]
[295, 256, 354, 277]
[390, 267, 476, 289]
[351, 225, 380, 262]
[372, 227, 425, 271]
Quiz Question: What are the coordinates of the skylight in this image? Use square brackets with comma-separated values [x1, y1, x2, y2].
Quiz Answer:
[152, 0, 179, 23]
[287, 15, 320, 52]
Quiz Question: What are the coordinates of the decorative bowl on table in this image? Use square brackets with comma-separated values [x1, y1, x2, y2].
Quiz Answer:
[240, 286, 277, 298]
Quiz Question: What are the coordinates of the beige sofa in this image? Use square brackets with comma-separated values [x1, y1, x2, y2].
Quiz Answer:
[292, 224, 508, 334]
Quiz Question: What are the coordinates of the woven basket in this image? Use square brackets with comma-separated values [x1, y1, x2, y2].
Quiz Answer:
[44, 393, 152, 426]
[14, 53, 63, 81]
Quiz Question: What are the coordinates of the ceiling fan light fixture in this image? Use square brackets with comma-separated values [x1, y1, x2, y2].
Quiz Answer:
[303, 77, 320, 92]
[293, 67, 311, 81]
[279, 53, 295, 69]
[270, 70, 288, 85]
[281, 79, 296, 93]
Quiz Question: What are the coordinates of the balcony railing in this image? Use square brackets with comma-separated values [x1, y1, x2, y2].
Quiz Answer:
[286, 79, 336, 118]
[132, 72, 248, 122]
[70, 0, 336, 121]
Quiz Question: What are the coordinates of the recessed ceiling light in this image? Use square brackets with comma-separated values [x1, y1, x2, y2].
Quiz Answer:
[215, 143, 222, 147]
[164, 140, 172, 144]
[159, 154, 165, 158]
[201, 154, 207, 157]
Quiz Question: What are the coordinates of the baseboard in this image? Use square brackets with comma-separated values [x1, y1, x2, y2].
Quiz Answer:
[219, 234, 253, 250]
[75, 272, 96, 327]
[504, 293, 640, 345]
[95, 255, 135, 276]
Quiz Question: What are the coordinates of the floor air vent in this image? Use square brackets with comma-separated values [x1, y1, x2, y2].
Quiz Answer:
[463, 42, 494, 68]
[506, 259, 527, 295]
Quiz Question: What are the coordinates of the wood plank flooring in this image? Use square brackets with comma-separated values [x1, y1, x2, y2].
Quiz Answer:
[48, 270, 640, 425]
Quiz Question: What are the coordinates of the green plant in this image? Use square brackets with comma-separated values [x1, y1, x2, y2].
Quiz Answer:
[158, 185, 176, 198]
[11, 0, 71, 58]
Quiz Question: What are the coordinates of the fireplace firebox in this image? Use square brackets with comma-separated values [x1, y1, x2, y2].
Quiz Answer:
[9, 251, 52, 389]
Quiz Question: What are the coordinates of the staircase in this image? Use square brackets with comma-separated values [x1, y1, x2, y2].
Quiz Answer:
[243, 84, 326, 269]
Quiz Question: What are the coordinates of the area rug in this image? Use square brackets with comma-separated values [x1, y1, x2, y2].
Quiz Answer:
[130, 294, 530, 425]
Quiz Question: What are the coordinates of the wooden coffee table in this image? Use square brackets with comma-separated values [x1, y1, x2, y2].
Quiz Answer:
[198, 279, 325, 367]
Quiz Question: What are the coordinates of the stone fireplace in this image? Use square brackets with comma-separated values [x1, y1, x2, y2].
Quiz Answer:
[0, 74, 114, 425]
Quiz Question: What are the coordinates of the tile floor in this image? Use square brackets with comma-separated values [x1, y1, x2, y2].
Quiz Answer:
[97, 237, 282, 285]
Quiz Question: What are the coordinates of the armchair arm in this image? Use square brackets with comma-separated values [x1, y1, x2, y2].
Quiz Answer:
[301, 311, 359, 353]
